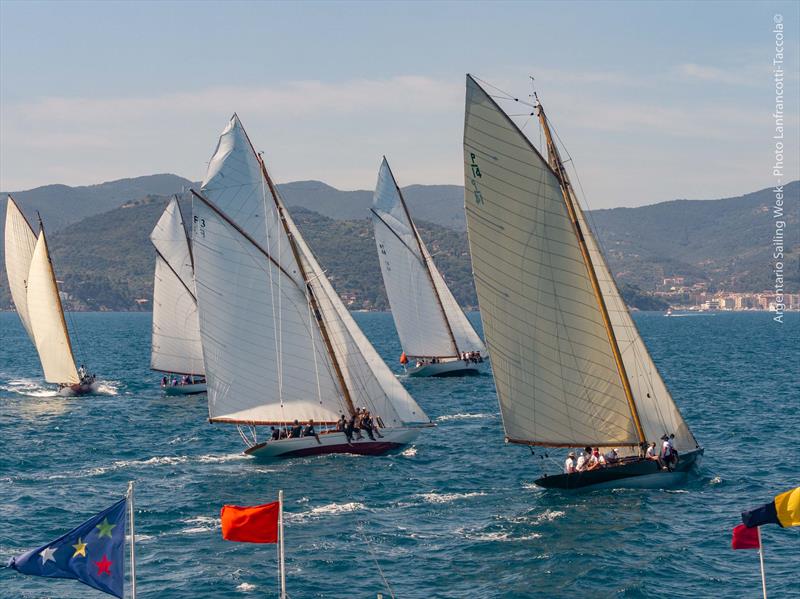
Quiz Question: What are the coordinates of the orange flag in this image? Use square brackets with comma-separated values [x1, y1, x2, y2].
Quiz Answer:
[399, 352, 408, 365]
[221, 502, 279, 543]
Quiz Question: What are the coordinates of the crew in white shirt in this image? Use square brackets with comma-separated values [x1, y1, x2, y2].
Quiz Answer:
[564, 452, 577, 474]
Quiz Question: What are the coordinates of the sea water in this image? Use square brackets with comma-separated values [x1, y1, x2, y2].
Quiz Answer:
[0, 311, 797, 598]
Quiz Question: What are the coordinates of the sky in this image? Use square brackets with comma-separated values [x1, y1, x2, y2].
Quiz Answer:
[1, 0, 798, 209]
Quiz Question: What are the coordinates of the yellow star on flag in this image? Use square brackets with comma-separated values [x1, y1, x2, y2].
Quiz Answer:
[96, 518, 116, 538]
[72, 537, 87, 558]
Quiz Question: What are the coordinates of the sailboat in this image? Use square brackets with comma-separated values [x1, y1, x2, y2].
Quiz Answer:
[371, 158, 486, 377]
[150, 197, 206, 395]
[462, 75, 702, 489]
[190, 115, 432, 459]
[4, 197, 99, 396]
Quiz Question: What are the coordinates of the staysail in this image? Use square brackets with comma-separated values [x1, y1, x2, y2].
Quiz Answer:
[371, 158, 485, 358]
[26, 228, 80, 385]
[150, 197, 205, 375]
[192, 115, 428, 427]
[463, 75, 697, 451]
[4, 197, 37, 343]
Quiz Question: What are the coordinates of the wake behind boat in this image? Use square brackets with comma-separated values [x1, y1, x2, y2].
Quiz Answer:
[371, 158, 486, 377]
[462, 75, 703, 490]
[191, 115, 432, 459]
[149, 197, 206, 396]
[4, 198, 100, 397]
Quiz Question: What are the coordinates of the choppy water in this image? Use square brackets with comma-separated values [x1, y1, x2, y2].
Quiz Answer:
[1, 311, 798, 598]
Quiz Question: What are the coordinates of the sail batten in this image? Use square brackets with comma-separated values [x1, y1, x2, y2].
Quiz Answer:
[372, 158, 485, 358]
[150, 198, 205, 375]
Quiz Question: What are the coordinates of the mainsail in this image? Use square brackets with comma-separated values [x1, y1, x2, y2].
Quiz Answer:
[192, 115, 428, 427]
[150, 197, 205, 375]
[26, 228, 80, 385]
[4, 197, 37, 343]
[371, 158, 485, 358]
[462, 75, 698, 452]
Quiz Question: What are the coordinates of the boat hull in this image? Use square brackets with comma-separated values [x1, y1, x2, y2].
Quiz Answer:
[406, 360, 481, 377]
[57, 381, 101, 397]
[163, 382, 207, 396]
[534, 448, 704, 490]
[244, 427, 421, 459]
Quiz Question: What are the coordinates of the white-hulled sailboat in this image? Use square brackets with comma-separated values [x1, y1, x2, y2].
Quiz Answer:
[190, 115, 431, 459]
[150, 197, 206, 395]
[371, 158, 486, 377]
[462, 75, 702, 489]
[4, 197, 99, 396]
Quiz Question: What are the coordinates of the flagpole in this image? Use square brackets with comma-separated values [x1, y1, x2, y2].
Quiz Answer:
[127, 481, 137, 599]
[757, 527, 767, 599]
[278, 490, 286, 599]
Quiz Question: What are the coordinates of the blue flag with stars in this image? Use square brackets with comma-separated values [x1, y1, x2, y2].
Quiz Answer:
[8, 496, 127, 598]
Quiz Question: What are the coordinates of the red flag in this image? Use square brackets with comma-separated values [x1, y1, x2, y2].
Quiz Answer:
[731, 524, 760, 550]
[221, 502, 279, 543]
[399, 352, 408, 365]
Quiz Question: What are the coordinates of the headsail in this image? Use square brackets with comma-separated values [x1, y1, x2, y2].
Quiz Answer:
[462, 75, 697, 451]
[4, 197, 37, 343]
[26, 228, 80, 385]
[371, 158, 484, 358]
[193, 115, 428, 427]
[150, 197, 205, 375]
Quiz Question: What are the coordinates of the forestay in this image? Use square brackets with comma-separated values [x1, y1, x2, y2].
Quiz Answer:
[150, 198, 205, 376]
[462, 75, 640, 448]
[4, 197, 37, 344]
[372, 159, 484, 358]
[26, 230, 79, 385]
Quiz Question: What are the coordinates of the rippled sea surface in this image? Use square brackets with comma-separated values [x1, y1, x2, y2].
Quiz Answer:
[1, 311, 798, 598]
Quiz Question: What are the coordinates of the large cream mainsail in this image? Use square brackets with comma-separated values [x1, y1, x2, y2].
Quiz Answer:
[193, 115, 428, 427]
[26, 230, 80, 385]
[371, 158, 485, 358]
[463, 74, 697, 451]
[4, 197, 37, 343]
[150, 198, 205, 376]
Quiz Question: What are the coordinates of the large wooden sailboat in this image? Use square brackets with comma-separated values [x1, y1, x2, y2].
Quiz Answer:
[371, 158, 486, 377]
[462, 75, 702, 489]
[190, 115, 432, 459]
[4, 198, 99, 396]
[150, 197, 206, 395]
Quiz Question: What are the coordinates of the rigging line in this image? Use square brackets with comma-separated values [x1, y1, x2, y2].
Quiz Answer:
[358, 525, 396, 599]
[472, 75, 537, 108]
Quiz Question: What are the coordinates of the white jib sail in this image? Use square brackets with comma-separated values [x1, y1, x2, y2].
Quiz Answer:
[194, 115, 350, 424]
[463, 75, 639, 447]
[573, 204, 698, 451]
[372, 158, 483, 357]
[26, 230, 79, 384]
[4, 197, 37, 343]
[150, 198, 205, 375]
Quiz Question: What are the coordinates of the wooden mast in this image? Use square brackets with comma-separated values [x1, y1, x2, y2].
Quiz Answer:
[535, 99, 646, 447]
[257, 155, 357, 419]
[384, 159, 460, 357]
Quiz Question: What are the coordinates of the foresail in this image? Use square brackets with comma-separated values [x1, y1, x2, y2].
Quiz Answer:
[573, 205, 698, 451]
[4, 197, 37, 343]
[372, 159, 457, 357]
[26, 231, 79, 384]
[194, 115, 346, 424]
[287, 214, 430, 426]
[150, 198, 204, 375]
[463, 75, 639, 447]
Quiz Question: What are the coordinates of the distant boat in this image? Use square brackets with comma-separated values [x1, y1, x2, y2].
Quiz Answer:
[190, 115, 432, 458]
[149, 197, 206, 395]
[4, 197, 99, 396]
[665, 308, 673, 317]
[462, 75, 703, 489]
[371, 158, 486, 377]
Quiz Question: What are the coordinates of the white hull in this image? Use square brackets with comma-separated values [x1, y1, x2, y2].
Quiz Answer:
[57, 381, 101, 397]
[244, 426, 421, 459]
[163, 382, 207, 396]
[406, 360, 481, 377]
